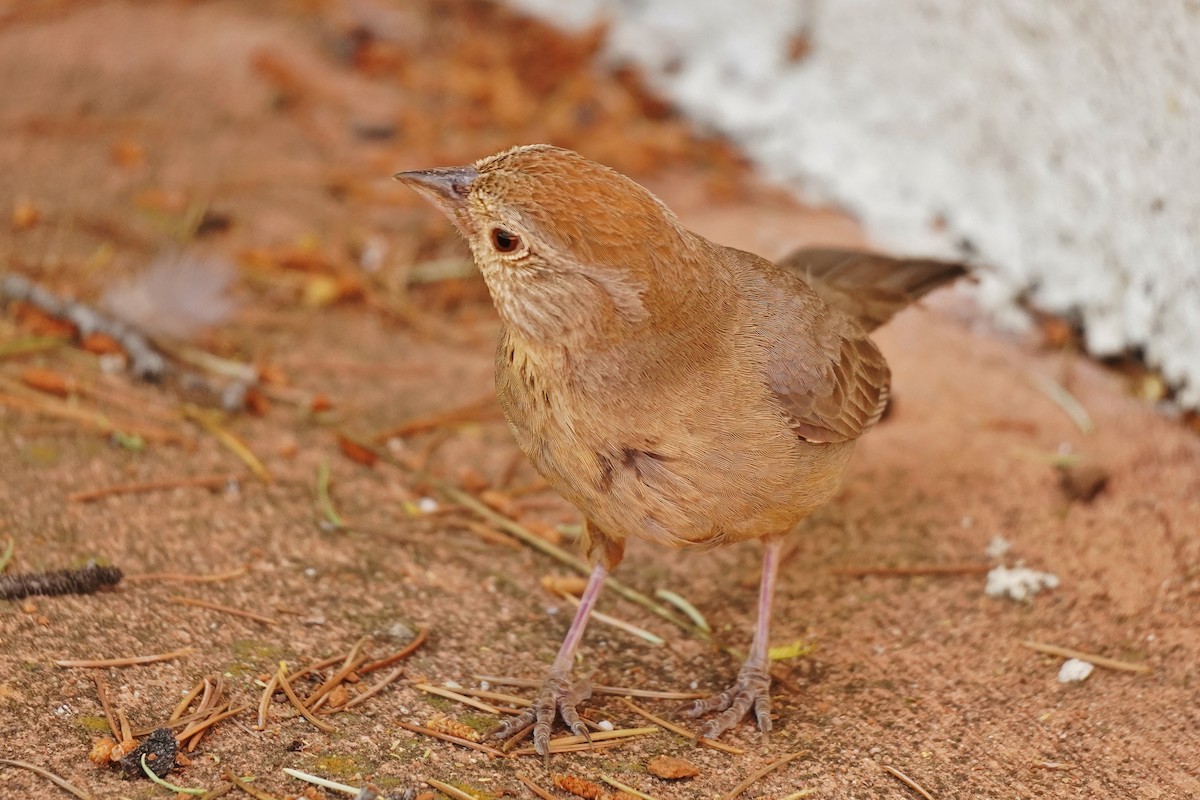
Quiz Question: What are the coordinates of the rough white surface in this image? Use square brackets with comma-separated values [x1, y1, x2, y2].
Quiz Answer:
[985, 565, 1060, 602]
[508, 0, 1200, 407]
[1057, 658, 1095, 683]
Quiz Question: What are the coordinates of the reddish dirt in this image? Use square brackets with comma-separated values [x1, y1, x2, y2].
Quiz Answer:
[1, 3, 1198, 800]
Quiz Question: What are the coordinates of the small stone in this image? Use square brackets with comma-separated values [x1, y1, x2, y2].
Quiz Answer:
[1057, 658, 1095, 683]
[1058, 464, 1110, 503]
[647, 754, 700, 780]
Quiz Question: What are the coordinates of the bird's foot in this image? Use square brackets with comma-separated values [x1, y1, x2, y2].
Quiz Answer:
[489, 670, 593, 760]
[681, 660, 772, 740]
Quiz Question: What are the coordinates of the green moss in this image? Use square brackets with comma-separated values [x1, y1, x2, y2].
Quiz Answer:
[230, 639, 284, 661]
[309, 754, 362, 778]
[424, 695, 453, 712]
[458, 713, 496, 735]
[446, 783, 494, 800]
[77, 715, 112, 733]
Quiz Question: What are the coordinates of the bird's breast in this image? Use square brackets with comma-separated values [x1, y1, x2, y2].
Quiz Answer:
[495, 330, 856, 549]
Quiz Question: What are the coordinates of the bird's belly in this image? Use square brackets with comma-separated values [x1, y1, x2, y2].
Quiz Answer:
[501, 372, 855, 548]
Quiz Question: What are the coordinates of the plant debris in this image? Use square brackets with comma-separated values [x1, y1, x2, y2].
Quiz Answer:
[1056, 463, 1111, 503]
[0, 564, 123, 600]
[646, 755, 699, 780]
[118, 727, 177, 779]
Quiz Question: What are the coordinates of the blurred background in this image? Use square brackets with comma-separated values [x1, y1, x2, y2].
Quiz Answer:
[511, 0, 1200, 411]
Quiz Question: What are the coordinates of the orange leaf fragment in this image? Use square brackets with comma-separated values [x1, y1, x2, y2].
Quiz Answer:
[338, 436, 378, 467]
[110, 139, 145, 169]
[21, 367, 73, 397]
[80, 332, 124, 355]
[11, 199, 40, 231]
[13, 302, 76, 338]
[647, 754, 700, 779]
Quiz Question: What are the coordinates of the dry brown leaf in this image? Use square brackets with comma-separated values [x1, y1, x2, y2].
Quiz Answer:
[647, 754, 699, 780]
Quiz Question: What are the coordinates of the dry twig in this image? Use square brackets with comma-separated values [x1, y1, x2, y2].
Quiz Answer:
[618, 699, 744, 755]
[275, 663, 336, 733]
[395, 720, 506, 758]
[719, 750, 806, 800]
[509, 726, 658, 756]
[412, 682, 520, 715]
[600, 774, 661, 800]
[125, 567, 248, 584]
[425, 779, 480, 800]
[55, 647, 195, 668]
[170, 596, 278, 626]
[69, 473, 239, 503]
[881, 764, 936, 800]
[223, 768, 283, 800]
[0, 757, 92, 800]
[480, 675, 704, 701]
[91, 673, 122, 740]
[183, 405, 270, 482]
[359, 627, 428, 674]
[341, 664, 406, 710]
[1019, 640, 1151, 674]
[516, 774, 558, 800]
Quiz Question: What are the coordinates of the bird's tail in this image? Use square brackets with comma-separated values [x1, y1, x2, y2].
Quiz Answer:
[778, 248, 968, 332]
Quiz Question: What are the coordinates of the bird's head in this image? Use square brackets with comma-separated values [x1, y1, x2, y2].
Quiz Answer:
[395, 145, 701, 345]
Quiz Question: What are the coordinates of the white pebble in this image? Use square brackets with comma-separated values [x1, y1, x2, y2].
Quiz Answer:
[443, 679, 463, 690]
[1058, 658, 1095, 683]
[596, 720, 615, 731]
[985, 565, 1059, 601]
[417, 496, 439, 514]
[985, 535, 1012, 558]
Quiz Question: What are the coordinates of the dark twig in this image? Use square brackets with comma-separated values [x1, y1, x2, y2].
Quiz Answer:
[0, 564, 122, 600]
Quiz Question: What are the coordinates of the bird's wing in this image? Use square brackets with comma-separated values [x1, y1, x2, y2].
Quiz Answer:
[751, 257, 891, 444]
[777, 248, 967, 332]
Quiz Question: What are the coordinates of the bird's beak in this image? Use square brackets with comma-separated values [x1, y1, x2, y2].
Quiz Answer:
[393, 165, 477, 206]
[394, 166, 479, 232]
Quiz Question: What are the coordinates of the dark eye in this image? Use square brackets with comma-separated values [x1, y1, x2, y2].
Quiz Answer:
[491, 228, 521, 253]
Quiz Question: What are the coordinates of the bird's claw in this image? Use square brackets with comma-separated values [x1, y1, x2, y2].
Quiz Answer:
[488, 671, 592, 760]
[681, 661, 772, 740]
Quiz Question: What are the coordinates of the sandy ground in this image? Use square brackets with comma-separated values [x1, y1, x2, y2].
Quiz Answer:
[1, 2, 1198, 800]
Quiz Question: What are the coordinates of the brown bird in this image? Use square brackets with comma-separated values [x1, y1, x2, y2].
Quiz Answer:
[396, 145, 965, 756]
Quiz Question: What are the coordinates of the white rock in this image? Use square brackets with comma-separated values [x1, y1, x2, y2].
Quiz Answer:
[1058, 658, 1095, 683]
[985, 535, 1012, 559]
[985, 565, 1059, 601]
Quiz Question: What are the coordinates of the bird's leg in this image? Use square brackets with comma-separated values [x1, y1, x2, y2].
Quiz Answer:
[490, 560, 608, 758]
[684, 536, 783, 739]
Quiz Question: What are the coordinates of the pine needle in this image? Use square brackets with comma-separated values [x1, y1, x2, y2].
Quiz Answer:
[141, 754, 207, 795]
[54, 647, 195, 668]
[0, 757, 92, 800]
[653, 588, 710, 632]
[719, 750, 806, 800]
[600, 775, 661, 800]
[183, 405, 270, 482]
[881, 764, 936, 800]
[1019, 639, 1151, 674]
[281, 768, 358, 796]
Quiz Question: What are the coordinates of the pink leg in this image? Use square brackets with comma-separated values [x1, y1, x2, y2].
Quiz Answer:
[684, 537, 783, 737]
[491, 561, 608, 757]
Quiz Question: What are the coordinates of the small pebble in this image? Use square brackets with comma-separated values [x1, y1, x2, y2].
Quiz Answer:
[1058, 658, 1095, 683]
[417, 497, 439, 514]
[596, 719, 614, 731]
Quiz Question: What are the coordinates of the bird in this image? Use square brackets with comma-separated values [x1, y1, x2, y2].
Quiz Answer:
[395, 144, 966, 757]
